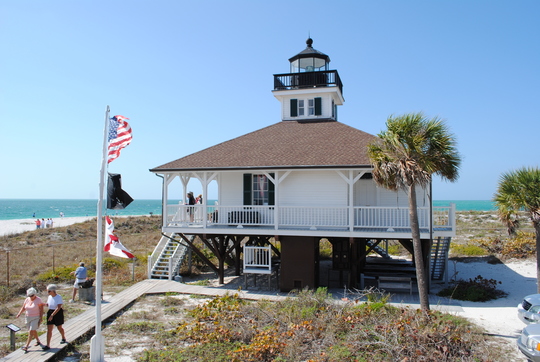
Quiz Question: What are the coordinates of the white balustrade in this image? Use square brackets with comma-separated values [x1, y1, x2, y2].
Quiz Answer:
[163, 204, 454, 232]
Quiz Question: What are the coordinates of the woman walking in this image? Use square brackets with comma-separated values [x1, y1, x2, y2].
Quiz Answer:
[16, 287, 43, 353]
[42, 284, 67, 350]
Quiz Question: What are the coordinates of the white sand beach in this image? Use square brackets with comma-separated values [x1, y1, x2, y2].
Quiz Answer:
[450, 259, 536, 337]
[0, 216, 95, 237]
[443, 258, 536, 359]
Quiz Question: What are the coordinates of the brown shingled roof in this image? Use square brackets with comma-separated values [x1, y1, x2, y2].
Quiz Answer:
[150, 121, 378, 172]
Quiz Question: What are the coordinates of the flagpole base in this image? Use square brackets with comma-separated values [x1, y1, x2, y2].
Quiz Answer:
[89, 334, 105, 362]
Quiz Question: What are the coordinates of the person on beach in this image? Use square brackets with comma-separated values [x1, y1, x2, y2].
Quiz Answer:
[69, 262, 87, 302]
[16, 287, 44, 353]
[41, 218, 45, 229]
[41, 284, 67, 350]
[35, 219, 41, 229]
[187, 191, 196, 222]
[196, 194, 203, 204]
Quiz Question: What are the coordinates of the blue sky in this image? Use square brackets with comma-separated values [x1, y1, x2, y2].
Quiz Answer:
[1, 1, 538, 201]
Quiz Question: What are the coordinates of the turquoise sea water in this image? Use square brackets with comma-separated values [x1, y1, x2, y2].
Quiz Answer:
[0, 199, 496, 221]
[0, 199, 171, 221]
[433, 200, 496, 211]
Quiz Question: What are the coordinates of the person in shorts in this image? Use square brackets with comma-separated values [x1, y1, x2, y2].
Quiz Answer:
[42, 284, 67, 350]
[69, 262, 87, 302]
[16, 287, 43, 352]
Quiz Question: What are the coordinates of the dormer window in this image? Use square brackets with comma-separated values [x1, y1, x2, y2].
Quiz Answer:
[290, 98, 322, 118]
[308, 99, 315, 115]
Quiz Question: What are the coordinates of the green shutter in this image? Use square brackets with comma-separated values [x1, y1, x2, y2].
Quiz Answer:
[314, 97, 322, 116]
[290, 99, 298, 117]
[243, 174, 252, 205]
[268, 173, 275, 205]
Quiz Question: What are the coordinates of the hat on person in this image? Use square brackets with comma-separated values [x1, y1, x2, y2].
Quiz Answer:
[26, 287, 38, 297]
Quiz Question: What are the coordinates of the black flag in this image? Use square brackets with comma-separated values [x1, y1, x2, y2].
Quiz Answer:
[107, 173, 133, 210]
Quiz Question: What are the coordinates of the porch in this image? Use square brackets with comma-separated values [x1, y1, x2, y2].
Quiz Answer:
[161, 204, 456, 238]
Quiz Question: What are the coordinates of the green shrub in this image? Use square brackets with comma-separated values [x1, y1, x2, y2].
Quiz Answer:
[0, 286, 14, 304]
[163, 289, 496, 361]
[187, 279, 210, 286]
[35, 266, 75, 283]
[476, 231, 535, 258]
[319, 239, 332, 259]
[450, 243, 487, 256]
[103, 257, 128, 271]
[437, 275, 507, 302]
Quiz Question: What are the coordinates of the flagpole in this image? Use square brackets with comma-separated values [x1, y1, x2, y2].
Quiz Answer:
[90, 106, 109, 362]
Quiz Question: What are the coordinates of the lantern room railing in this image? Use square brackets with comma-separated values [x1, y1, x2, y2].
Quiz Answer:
[273, 70, 343, 95]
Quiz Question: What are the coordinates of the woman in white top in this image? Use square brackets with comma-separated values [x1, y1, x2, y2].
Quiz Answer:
[41, 284, 67, 350]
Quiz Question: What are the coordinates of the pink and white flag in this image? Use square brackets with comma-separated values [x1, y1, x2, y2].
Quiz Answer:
[104, 216, 135, 259]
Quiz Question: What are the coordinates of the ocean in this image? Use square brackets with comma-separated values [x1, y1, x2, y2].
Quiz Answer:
[0, 199, 496, 221]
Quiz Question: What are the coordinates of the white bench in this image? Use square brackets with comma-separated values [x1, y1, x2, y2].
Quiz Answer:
[377, 276, 414, 295]
[243, 245, 278, 289]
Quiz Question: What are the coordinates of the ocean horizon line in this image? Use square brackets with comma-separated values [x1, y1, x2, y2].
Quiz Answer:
[0, 199, 496, 221]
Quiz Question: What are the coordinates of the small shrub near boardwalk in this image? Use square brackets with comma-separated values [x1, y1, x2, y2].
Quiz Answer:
[437, 275, 508, 302]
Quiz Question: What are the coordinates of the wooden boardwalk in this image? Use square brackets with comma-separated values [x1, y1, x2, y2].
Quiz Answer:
[0, 279, 461, 361]
[0, 280, 289, 361]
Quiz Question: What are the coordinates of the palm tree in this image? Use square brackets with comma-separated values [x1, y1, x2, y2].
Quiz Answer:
[494, 167, 540, 293]
[367, 113, 461, 311]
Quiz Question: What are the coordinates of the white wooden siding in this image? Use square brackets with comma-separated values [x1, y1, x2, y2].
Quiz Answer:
[220, 172, 244, 205]
[378, 186, 427, 207]
[278, 170, 347, 206]
[354, 179, 377, 206]
[280, 92, 334, 121]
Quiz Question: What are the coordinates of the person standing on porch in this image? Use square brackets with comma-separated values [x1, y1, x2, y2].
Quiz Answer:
[187, 192, 196, 222]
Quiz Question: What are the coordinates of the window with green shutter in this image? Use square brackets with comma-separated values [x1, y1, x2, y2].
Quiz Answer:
[290, 99, 298, 117]
[315, 97, 322, 116]
[243, 173, 275, 205]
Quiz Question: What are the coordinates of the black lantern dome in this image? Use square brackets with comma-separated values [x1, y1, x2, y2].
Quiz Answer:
[288, 38, 330, 73]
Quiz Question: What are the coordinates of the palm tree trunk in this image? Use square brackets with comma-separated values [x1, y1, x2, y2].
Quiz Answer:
[534, 221, 540, 294]
[408, 185, 430, 311]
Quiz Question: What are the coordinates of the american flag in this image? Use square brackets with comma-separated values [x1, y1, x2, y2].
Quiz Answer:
[107, 115, 132, 164]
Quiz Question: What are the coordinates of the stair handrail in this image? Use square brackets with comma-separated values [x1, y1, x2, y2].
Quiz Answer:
[168, 238, 190, 278]
[150, 233, 191, 279]
[148, 233, 172, 278]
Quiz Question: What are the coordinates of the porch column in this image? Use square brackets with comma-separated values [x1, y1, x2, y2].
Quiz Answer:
[274, 171, 279, 230]
[163, 174, 176, 228]
[349, 170, 354, 232]
[202, 172, 208, 229]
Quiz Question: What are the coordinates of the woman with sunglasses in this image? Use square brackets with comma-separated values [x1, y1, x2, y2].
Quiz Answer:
[16, 287, 44, 353]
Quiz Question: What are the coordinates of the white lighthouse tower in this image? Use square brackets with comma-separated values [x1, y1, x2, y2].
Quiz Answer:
[272, 38, 344, 122]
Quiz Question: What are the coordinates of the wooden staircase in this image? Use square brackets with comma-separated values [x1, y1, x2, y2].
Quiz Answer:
[430, 237, 451, 280]
[367, 239, 391, 259]
[149, 233, 191, 279]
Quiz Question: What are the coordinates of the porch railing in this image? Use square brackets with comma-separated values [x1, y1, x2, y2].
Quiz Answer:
[164, 204, 455, 232]
[273, 70, 343, 95]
